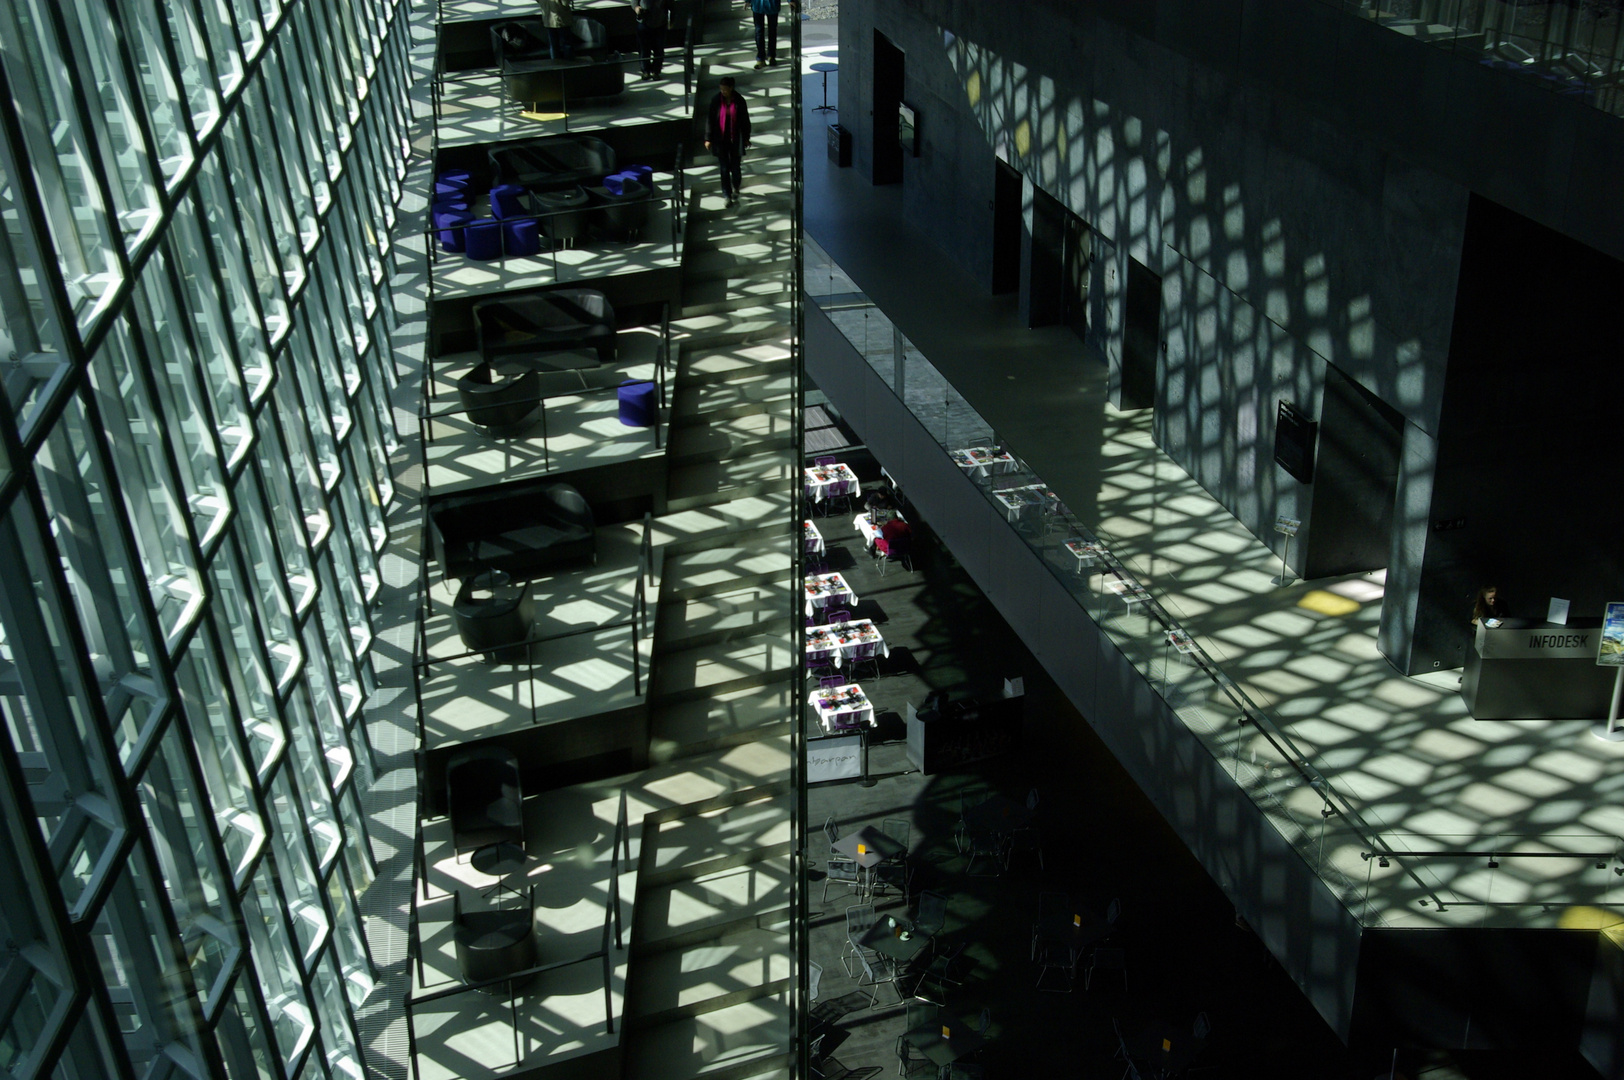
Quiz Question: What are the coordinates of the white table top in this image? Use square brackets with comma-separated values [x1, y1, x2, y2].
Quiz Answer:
[949, 446, 1015, 470]
[805, 462, 858, 490]
[804, 571, 854, 602]
[806, 619, 886, 655]
[808, 682, 873, 723]
[853, 510, 905, 543]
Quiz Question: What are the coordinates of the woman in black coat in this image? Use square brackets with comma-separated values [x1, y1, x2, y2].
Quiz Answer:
[704, 76, 752, 206]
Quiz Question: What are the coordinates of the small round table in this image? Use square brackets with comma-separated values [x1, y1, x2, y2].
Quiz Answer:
[811, 61, 838, 113]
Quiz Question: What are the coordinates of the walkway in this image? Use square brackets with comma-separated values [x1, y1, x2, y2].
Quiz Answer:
[797, 24, 1624, 935]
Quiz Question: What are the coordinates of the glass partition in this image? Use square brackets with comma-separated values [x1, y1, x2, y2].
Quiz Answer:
[803, 234, 1622, 928]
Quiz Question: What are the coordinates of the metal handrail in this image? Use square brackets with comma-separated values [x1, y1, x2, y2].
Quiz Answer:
[802, 268, 1560, 910]
[683, 15, 696, 110]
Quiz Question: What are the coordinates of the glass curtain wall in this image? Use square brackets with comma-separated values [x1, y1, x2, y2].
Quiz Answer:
[0, 0, 410, 1077]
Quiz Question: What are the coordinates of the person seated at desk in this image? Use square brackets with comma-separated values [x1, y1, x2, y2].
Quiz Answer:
[875, 516, 912, 561]
[1472, 584, 1506, 627]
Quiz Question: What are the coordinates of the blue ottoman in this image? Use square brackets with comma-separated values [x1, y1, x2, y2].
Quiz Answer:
[437, 169, 473, 189]
[503, 217, 541, 257]
[617, 380, 656, 427]
[490, 183, 528, 219]
[433, 207, 474, 252]
[465, 219, 503, 261]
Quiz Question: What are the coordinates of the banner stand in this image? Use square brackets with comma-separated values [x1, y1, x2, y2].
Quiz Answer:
[1591, 601, 1624, 741]
[1272, 516, 1300, 587]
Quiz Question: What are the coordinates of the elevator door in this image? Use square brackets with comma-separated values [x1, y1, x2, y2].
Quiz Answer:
[1120, 257, 1161, 411]
[1062, 216, 1092, 342]
[872, 31, 904, 185]
[991, 159, 1022, 295]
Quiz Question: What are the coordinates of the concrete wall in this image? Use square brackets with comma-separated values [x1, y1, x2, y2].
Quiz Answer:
[807, 298, 1624, 1070]
[806, 298, 1366, 1039]
[837, 0, 1624, 674]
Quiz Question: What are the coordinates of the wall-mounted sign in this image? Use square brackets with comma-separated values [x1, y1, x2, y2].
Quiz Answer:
[1599, 602, 1624, 668]
[899, 102, 919, 157]
[1274, 400, 1317, 484]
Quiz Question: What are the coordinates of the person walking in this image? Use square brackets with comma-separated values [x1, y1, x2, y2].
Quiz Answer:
[631, 0, 669, 80]
[749, 0, 797, 69]
[704, 76, 751, 206]
[541, 0, 574, 59]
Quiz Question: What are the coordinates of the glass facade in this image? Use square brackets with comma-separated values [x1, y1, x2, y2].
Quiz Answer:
[0, 0, 410, 1077]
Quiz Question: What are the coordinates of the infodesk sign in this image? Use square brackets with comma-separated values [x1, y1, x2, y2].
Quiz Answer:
[1598, 602, 1624, 668]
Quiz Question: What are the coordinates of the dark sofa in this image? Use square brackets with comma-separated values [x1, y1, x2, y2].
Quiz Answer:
[431, 481, 597, 581]
[488, 134, 617, 191]
[505, 56, 628, 112]
[474, 289, 617, 365]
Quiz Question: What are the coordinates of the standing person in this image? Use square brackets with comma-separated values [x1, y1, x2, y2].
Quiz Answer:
[541, 0, 574, 60]
[631, 0, 669, 80]
[704, 76, 751, 207]
[749, 0, 798, 69]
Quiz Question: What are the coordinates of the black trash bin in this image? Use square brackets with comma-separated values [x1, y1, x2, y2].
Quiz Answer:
[827, 123, 851, 167]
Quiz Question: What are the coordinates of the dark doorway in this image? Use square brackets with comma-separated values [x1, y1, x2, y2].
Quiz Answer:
[991, 159, 1022, 295]
[1061, 215, 1093, 342]
[1303, 366, 1404, 577]
[1120, 257, 1161, 411]
[1023, 184, 1065, 328]
[872, 31, 904, 185]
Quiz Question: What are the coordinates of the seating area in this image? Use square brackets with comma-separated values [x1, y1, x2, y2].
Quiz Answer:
[801, 443, 1370, 1079]
[431, 138, 660, 263]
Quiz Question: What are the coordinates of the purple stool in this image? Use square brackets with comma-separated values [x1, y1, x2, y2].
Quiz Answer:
[603, 171, 640, 196]
[465, 219, 502, 261]
[437, 169, 473, 189]
[490, 184, 527, 219]
[617, 380, 656, 427]
[503, 217, 540, 257]
[435, 179, 470, 201]
[433, 207, 474, 252]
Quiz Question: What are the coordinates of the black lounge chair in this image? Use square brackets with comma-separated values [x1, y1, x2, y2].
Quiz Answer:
[488, 134, 617, 191]
[446, 745, 524, 856]
[453, 888, 538, 992]
[453, 571, 536, 664]
[456, 362, 542, 436]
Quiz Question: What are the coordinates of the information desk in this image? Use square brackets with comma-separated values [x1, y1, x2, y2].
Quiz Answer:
[905, 694, 1022, 775]
[1462, 617, 1616, 719]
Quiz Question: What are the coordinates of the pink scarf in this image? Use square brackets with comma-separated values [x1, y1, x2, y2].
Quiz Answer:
[718, 98, 738, 137]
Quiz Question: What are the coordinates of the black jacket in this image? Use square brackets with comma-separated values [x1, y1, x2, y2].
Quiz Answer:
[632, 0, 669, 28]
[705, 91, 752, 150]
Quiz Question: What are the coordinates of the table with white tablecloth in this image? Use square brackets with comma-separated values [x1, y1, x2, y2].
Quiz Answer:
[806, 619, 889, 669]
[853, 510, 905, 549]
[1064, 538, 1106, 575]
[949, 446, 1017, 478]
[804, 463, 859, 505]
[808, 682, 875, 732]
[992, 483, 1052, 523]
[804, 519, 825, 556]
[804, 572, 857, 617]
